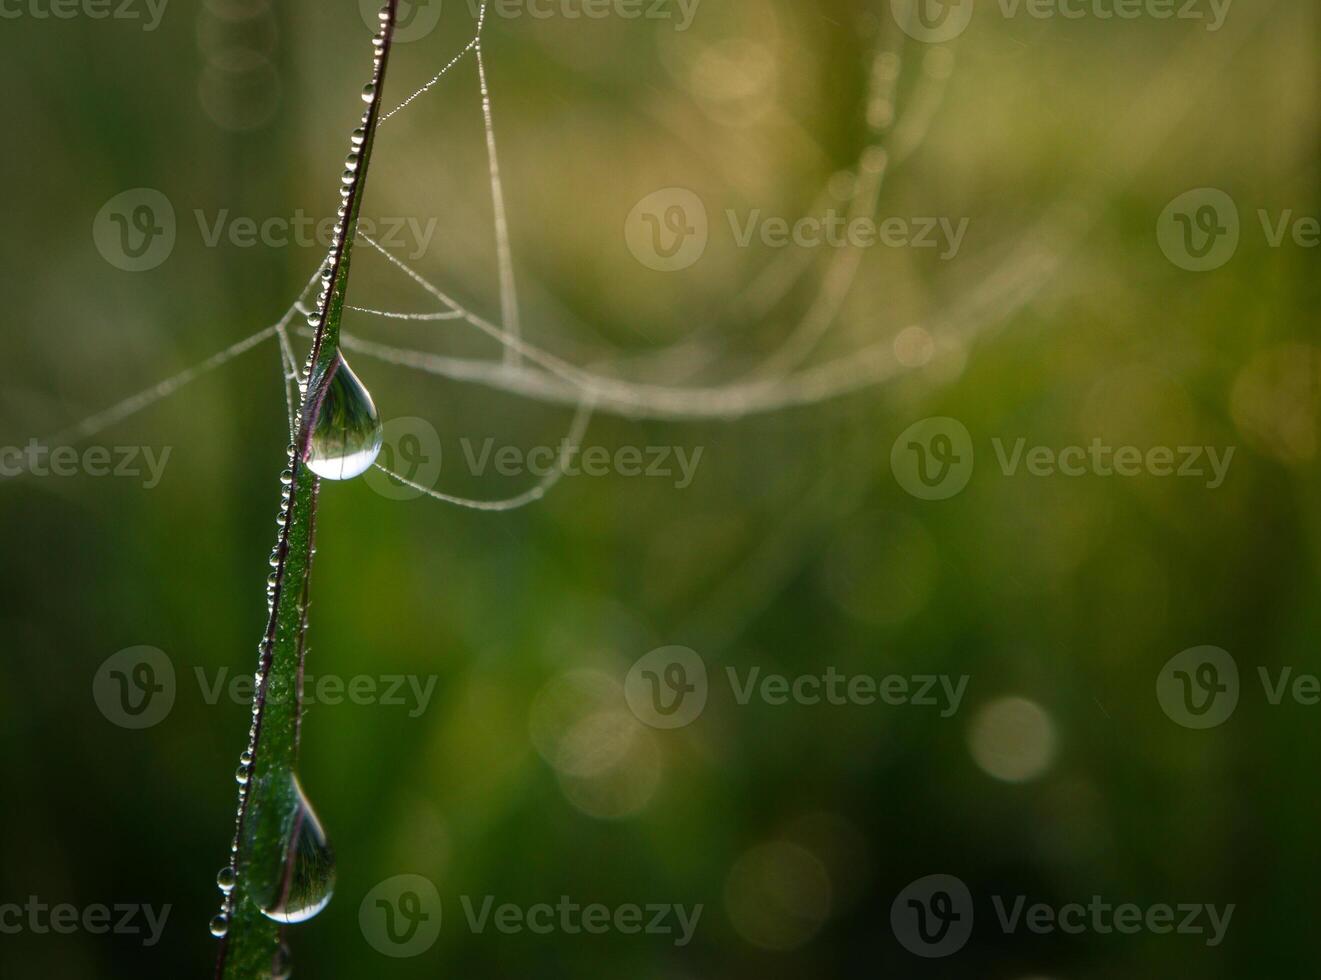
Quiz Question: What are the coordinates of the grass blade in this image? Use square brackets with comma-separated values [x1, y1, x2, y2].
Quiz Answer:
[213, 4, 401, 976]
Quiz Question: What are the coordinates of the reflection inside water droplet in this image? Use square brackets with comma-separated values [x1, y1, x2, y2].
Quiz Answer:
[302, 351, 383, 481]
[256, 774, 336, 925]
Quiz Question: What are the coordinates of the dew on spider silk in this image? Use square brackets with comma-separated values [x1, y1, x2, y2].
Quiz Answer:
[209, 913, 230, 938]
[302, 351, 382, 480]
[217, 866, 237, 894]
[256, 775, 336, 925]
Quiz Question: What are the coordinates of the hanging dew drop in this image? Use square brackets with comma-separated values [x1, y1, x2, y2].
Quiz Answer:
[361, 83, 376, 104]
[217, 866, 237, 894]
[209, 914, 229, 938]
[302, 352, 382, 481]
[256, 775, 336, 925]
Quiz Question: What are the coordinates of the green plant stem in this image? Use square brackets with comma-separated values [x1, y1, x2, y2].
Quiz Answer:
[214, 3, 400, 976]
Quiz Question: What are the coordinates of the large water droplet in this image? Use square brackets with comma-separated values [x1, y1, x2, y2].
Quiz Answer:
[257, 776, 336, 924]
[302, 352, 382, 481]
[209, 913, 230, 938]
[217, 866, 237, 893]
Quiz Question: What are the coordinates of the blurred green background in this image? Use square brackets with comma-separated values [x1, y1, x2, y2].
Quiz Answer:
[1, 0, 1318, 976]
